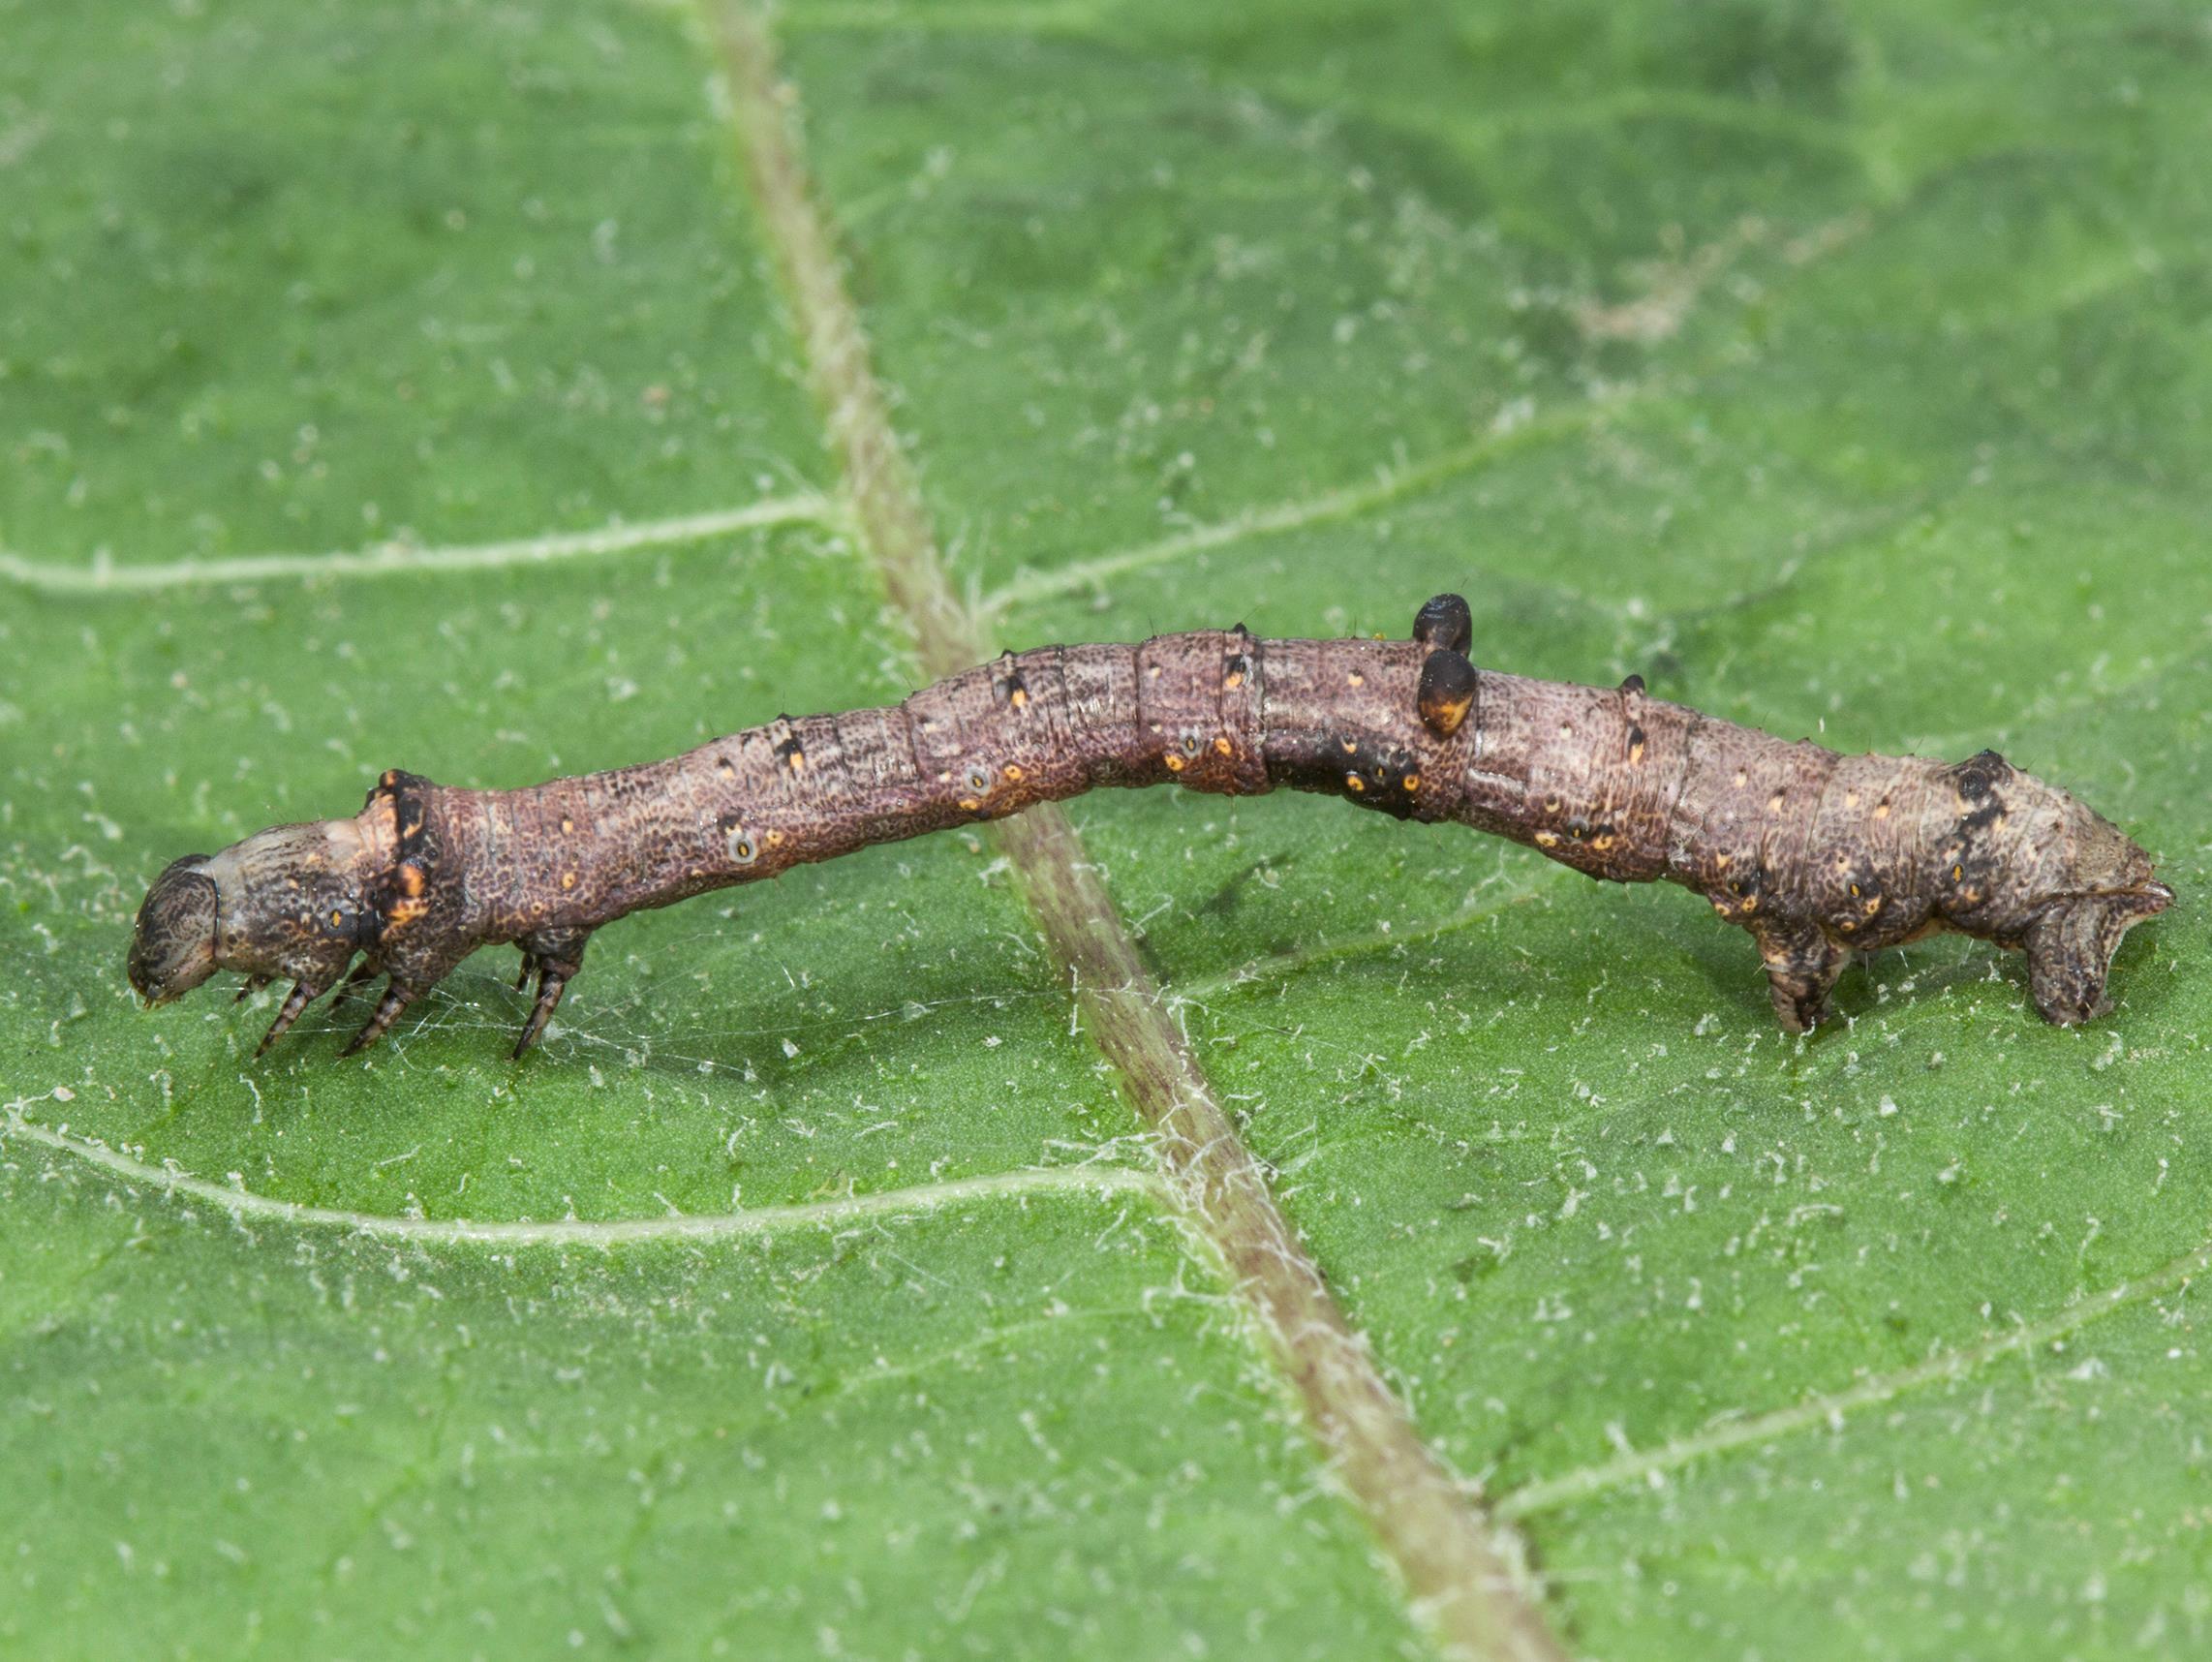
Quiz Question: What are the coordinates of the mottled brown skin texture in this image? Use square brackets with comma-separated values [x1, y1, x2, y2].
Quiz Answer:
[129, 595, 2173, 1058]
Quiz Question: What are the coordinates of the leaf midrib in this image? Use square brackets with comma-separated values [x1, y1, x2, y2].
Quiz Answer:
[700, 5, 1567, 1657]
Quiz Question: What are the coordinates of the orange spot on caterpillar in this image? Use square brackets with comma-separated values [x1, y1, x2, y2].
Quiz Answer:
[561, 872, 577, 890]
[1402, 774, 1420, 791]
[1164, 754, 1186, 773]
[561, 816, 573, 834]
[1534, 829, 1559, 846]
[1003, 763, 1024, 781]
[1416, 650, 1477, 738]
[1009, 687, 1029, 708]
[1344, 773, 1366, 792]
[396, 863, 426, 898]
[1346, 671, 1365, 687]
[1223, 671, 1244, 690]
[1214, 737, 1233, 756]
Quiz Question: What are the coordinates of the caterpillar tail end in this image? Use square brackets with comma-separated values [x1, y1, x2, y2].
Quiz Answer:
[2025, 879, 2173, 1026]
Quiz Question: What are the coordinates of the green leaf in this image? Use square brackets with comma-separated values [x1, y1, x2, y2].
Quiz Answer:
[4, 1, 2206, 1657]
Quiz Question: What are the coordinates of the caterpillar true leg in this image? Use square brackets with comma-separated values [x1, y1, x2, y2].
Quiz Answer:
[512, 932, 590, 1058]
[254, 981, 325, 1058]
[340, 981, 420, 1057]
[232, 974, 273, 1004]
[514, 949, 538, 992]
[512, 970, 571, 1059]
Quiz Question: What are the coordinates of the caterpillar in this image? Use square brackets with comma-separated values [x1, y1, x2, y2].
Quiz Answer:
[129, 593, 2171, 1058]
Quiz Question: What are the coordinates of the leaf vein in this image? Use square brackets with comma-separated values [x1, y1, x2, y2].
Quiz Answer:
[0, 495, 836, 596]
[1497, 1231, 2212, 1519]
[3, 1096, 1158, 1244]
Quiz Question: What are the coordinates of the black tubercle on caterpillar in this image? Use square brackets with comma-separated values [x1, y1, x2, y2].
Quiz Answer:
[125, 595, 2174, 1059]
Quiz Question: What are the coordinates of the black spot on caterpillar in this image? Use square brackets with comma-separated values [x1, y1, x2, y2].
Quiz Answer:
[127, 594, 2173, 1058]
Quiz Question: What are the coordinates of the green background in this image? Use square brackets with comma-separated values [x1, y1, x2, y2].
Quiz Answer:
[4, 1, 2207, 1656]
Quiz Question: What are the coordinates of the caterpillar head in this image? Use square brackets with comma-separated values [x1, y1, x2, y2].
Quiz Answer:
[1955, 753, 2172, 1025]
[127, 854, 223, 1004]
[128, 820, 378, 1005]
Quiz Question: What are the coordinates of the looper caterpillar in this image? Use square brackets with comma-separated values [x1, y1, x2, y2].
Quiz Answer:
[129, 593, 2172, 1057]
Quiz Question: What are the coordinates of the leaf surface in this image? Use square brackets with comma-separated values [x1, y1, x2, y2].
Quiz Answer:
[4, 1, 2207, 1656]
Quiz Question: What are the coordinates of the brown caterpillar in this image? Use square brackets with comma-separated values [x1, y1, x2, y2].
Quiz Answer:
[128, 593, 2171, 1058]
